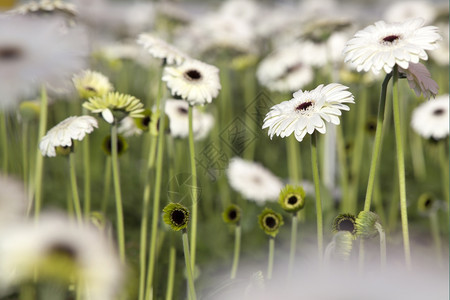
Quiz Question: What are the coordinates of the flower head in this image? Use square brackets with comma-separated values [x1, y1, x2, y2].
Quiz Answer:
[278, 185, 306, 213]
[355, 211, 381, 239]
[226, 157, 283, 204]
[417, 193, 439, 216]
[73, 70, 113, 99]
[222, 204, 241, 225]
[83, 92, 145, 123]
[102, 134, 128, 156]
[39, 116, 98, 157]
[258, 208, 284, 238]
[137, 33, 189, 65]
[411, 94, 449, 140]
[330, 231, 354, 261]
[343, 18, 441, 74]
[162, 59, 221, 106]
[163, 203, 190, 231]
[262, 83, 354, 142]
[332, 213, 357, 238]
[399, 62, 438, 99]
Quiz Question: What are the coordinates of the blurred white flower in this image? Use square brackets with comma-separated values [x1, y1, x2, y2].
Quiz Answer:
[263, 83, 354, 142]
[165, 99, 214, 140]
[137, 33, 189, 65]
[257, 43, 313, 93]
[0, 175, 27, 229]
[162, 59, 221, 106]
[219, 0, 260, 24]
[118, 116, 143, 137]
[411, 95, 449, 140]
[0, 212, 123, 300]
[226, 157, 283, 204]
[343, 18, 441, 74]
[430, 22, 449, 66]
[383, 1, 436, 24]
[39, 116, 98, 157]
[94, 42, 154, 68]
[399, 62, 439, 99]
[0, 15, 87, 110]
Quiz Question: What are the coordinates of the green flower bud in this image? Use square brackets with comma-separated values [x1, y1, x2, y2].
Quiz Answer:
[102, 134, 128, 156]
[55, 145, 72, 156]
[163, 203, 190, 231]
[222, 204, 241, 225]
[258, 208, 284, 238]
[332, 213, 357, 238]
[356, 211, 381, 239]
[333, 231, 354, 261]
[278, 185, 306, 213]
[417, 193, 438, 216]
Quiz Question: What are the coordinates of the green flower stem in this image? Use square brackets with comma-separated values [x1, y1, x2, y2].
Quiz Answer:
[230, 224, 241, 279]
[375, 222, 386, 270]
[182, 229, 197, 300]
[288, 213, 298, 276]
[188, 105, 199, 270]
[409, 129, 426, 181]
[346, 88, 368, 213]
[165, 245, 176, 300]
[438, 142, 449, 206]
[19, 282, 35, 300]
[111, 122, 126, 263]
[310, 132, 323, 264]
[243, 67, 257, 161]
[22, 121, 29, 186]
[139, 136, 157, 300]
[358, 239, 365, 274]
[336, 124, 350, 213]
[392, 66, 411, 269]
[144, 100, 166, 300]
[363, 72, 392, 212]
[287, 136, 301, 183]
[101, 156, 112, 215]
[373, 177, 387, 226]
[267, 237, 275, 280]
[69, 153, 83, 224]
[82, 133, 91, 219]
[33, 85, 48, 220]
[429, 213, 443, 265]
[0, 112, 8, 173]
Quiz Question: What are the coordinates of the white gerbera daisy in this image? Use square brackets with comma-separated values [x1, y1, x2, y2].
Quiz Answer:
[137, 33, 189, 65]
[262, 83, 354, 142]
[162, 59, 221, 106]
[0, 213, 122, 300]
[343, 18, 441, 74]
[0, 175, 27, 229]
[0, 15, 87, 110]
[227, 157, 283, 204]
[165, 99, 214, 140]
[257, 43, 313, 93]
[411, 95, 449, 140]
[39, 116, 98, 157]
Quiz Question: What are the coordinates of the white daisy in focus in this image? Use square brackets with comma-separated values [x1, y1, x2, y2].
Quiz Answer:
[0, 212, 122, 300]
[257, 43, 313, 93]
[137, 33, 189, 65]
[162, 59, 221, 106]
[0, 15, 87, 110]
[39, 116, 98, 157]
[383, 1, 436, 25]
[411, 95, 449, 140]
[343, 18, 441, 74]
[0, 175, 27, 229]
[226, 157, 283, 204]
[263, 83, 354, 142]
[399, 62, 439, 99]
[165, 99, 214, 140]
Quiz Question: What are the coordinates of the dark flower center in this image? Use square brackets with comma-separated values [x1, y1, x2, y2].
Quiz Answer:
[178, 107, 189, 114]
[142, 115, 151, 127]
[382, 35, 401, 44]
[285, 63, 303, 75]
[296, 101, 313, 111]
[184, 69, 202, 81]
[338, 219, 355, 232]
[171, 209, 186, 225]
[228, 209, 237, 220]
[48, 242, 77, 260]
[85, 86, 97, 92]
[433, 108, 445, 116]
[0, 46, 23, 61]
[424, 198, 432, 208]
[287, 196, 298, 205]
[265, 216, 277, 229]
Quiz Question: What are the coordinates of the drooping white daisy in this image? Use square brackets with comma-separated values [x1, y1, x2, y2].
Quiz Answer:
[164, 99, 214, 140]
[399, 62, 439, 99]
[257, 43, 313, 93]
[0, 212, 123, 300]
[137, 33, 189, 65]
[0, 15, 87, 110]
[39, 115, 98, 157]
[263, 83, 354, 142]
[226, 157, 283, 204]
[411, 94, 449, 140]
[343, 18, 441, 74]
[383, 1, 436, 25]
[0, 175, 27, 229]
[162, 59, 221, 106]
